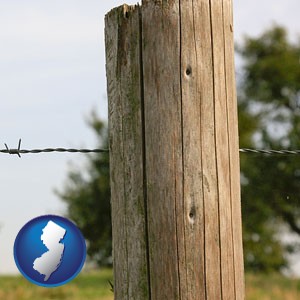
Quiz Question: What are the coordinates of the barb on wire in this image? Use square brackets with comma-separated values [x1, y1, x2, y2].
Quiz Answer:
[1, 139, 109, 158]
[4, 139, 22, 157]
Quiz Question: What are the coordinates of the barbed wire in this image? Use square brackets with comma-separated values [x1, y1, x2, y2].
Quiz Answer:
[1, 139, 300, 157]
[239, 148, 300, 155]
[0, 139, 108, 158]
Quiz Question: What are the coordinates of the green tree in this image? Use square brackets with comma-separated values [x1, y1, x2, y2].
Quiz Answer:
[57, 114, 111, 266]
[238, 25, 300, 272]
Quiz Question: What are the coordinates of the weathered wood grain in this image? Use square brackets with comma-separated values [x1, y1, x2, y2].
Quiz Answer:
[142, 1, 182, 298]
[105, 0, 244, 299]
[210, 0, 236, 298]
[105, 5, 149, 299]
[184, 1, 224, 298]
[180, 0, 221, 299]
[223, 0, 245, 298]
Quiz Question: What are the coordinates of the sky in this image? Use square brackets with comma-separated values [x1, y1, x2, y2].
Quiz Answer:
[0, 0, 299, 275]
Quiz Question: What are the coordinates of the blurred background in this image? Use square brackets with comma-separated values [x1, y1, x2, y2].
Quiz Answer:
[1, 0, 300, 299]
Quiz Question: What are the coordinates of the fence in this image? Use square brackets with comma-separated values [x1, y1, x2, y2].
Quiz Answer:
[1, 1, 297, 299]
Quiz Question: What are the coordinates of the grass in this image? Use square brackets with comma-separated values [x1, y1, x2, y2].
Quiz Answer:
[1, 269, 300, 299]
[246, 273, 300, 300]
[0, 269, 114, 300]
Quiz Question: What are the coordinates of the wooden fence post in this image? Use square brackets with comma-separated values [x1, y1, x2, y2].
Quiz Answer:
[105, 0, 245, 299]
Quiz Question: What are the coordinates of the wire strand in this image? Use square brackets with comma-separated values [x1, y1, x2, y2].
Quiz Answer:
[0, 148, 109, 155]
[1, 148, 300, 156]
[2, 139, 300, 157]
[239, 149, 300, 155]
[0, 140, 108, 157]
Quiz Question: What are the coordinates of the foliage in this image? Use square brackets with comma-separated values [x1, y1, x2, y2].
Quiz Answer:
[238, 25, 300, 272]
[57, 113, 111, 266]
